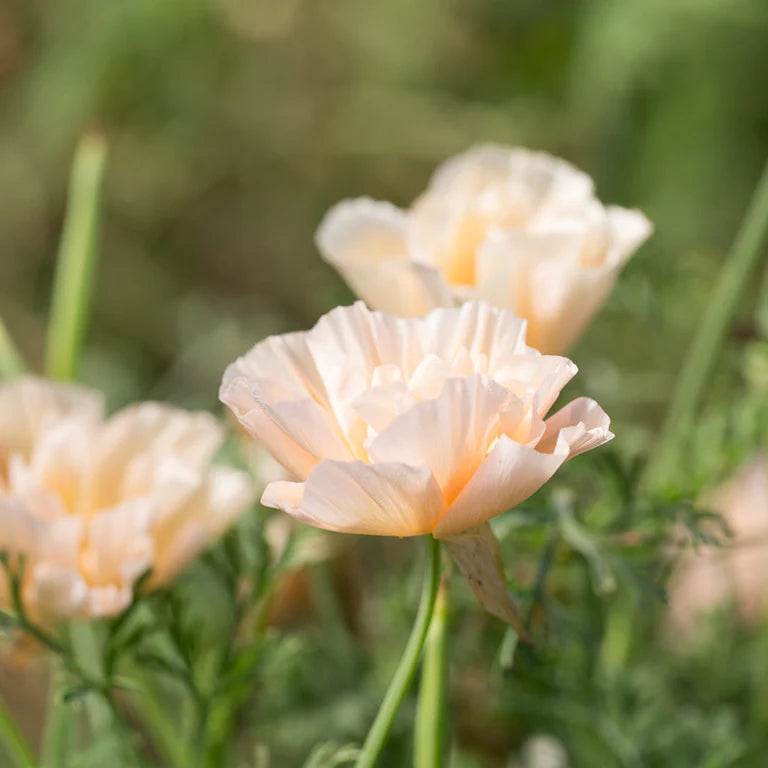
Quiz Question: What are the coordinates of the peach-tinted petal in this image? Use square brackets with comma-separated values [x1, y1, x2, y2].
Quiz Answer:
[434, 435, 568, 538]
[538, 397, 614, 458]
[150, 466, 254, 586]
[316, 198, 410, 265]
[474, 228, 619, 354]
[605, 206, 653, 265]
[221, 375, 349, 480]
[316, 199, 456, 317]
[368, 375, 508, 504]
[262, 459, 444, 537]
[0, 376, 103, 460]
[422, 301, 529, 372]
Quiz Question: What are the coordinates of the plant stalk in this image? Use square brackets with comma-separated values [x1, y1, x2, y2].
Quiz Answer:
[414, 579, 448, 768]
[646, 158, 768, 487]
[355, 536, 441, 768]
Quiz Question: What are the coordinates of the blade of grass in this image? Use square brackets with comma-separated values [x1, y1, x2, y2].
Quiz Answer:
[0, 693, 37, 768]
[646, 158, 768, 488]
[0, 316, 25, 381]
[45, 133, 107, 381]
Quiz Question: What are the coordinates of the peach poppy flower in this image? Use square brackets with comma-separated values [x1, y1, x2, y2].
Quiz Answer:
[317, 144, 651, 354]
[220, 301, 612, 623]
[667, 456, 768, 636]
[0, 376, 254, 623]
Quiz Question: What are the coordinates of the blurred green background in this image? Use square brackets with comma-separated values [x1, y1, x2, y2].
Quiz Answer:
[2, 1, 768, 766]
[2, 0, 767, 428]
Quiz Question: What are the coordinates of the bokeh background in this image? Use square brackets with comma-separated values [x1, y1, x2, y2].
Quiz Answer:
[2, 1, 768, 766]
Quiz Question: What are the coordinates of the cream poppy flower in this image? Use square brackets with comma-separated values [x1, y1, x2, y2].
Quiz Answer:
[220, 301, 612, 623]
[317, 144, 651, 354]
[0, 376, 254, 623]
[667, 456, 768, 636]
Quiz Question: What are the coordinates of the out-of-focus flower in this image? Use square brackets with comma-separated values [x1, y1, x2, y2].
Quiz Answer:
[317, 144, 651, 354]
[0, 376, 254, 623]
[507, 734, 569, 768]
[667, 456, 768, 635]
[220, 301, 612, 622]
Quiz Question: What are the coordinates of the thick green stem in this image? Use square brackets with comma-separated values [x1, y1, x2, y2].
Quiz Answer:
[45, 134, 107, 381]
[414, 580, 448, 768]
[355, 536, 441, 768]
[646, 158, 768, 488]
[0, 694, 37, 768]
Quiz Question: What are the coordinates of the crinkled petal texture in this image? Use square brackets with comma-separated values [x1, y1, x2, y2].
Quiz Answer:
[316, 144, 651, 354]
[221, 301, 612, 539]
[0, 376, 254, 623]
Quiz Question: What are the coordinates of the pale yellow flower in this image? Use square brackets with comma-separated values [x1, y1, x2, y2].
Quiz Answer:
[667, 456, 768, 635]
[220, 302, 612, 622]
[0, 376, 254, 622]
[317, 144, 651, 354]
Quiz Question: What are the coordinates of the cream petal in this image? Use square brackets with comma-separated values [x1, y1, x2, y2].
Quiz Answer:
[316, 198, 455, 318]
[443, 522, 529, 636]
[368, 375, 508, 505]
[304, 302, 429, 450]
[316, 198, 410, 266]
[221, 374, 351, 480]
[0, 376, 103, 459]
[434, 435, 569, 538]
[94, 404, 224, 508]
[605, 206, 653, 266]
[82, 501, 154, 592]
[423, 145, 595, 220]
[261, 459, 444, 537]
[475, 228, 619, 354]
[538, 397, 614, 458]
[422, 301, 529, 372]
[150, 466, 254, 586]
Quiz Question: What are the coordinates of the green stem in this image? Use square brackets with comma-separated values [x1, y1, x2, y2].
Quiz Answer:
[41, 664, 70, 768]
[355, 536, 441, 768]
[131, 673, 189, 768]
[45, 133, 107, 381]
[646, 158, 768, 488]
[0, 694, 37, 768]
[0, 316, 25, 381]
[414, 580, 448, 768]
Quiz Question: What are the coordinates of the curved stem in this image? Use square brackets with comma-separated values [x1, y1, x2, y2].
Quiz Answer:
[414, 579, 448, 768]
[0, 694, 36, 768]
[355, 536, 441, 768]
[646, 158, 768, 488]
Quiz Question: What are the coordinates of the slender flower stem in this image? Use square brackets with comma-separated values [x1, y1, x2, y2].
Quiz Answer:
[0, 694, 37, 768]
[646, 158, 768, 488]
[414, 580, 448, 768]
[45, 133, 107, 381]
[355, 536, 442, 768]
[41, 664, 70, 768]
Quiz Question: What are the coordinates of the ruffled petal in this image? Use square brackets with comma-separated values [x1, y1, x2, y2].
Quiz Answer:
[475, 228, 620, 354]
[316, 198, 455, 318]
[368, 375, 508, 505]
[538, 397, 613, 458]
[434, 435, 568, 537]
[421, 301, 529, 373]
[262, 459, 444, 537]
[220, 373, 351, 480]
